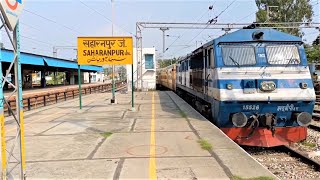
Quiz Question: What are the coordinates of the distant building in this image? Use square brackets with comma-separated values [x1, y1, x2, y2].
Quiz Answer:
[126, 48, 156, 91]
[84, 72, 105, 83]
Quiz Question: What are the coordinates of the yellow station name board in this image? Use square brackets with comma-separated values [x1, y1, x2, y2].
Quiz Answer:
[77, 36, 133, 65]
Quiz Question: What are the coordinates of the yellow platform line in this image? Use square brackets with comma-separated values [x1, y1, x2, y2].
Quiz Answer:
[149, 92, 157, 180]
[1, 112, 7, 178]
[20, 111, 26, 170]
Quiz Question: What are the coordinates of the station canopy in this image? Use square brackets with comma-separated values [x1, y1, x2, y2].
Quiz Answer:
[0, 49, 103, 72]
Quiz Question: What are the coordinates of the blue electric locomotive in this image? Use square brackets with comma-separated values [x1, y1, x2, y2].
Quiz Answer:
[176, 28, 315, 147]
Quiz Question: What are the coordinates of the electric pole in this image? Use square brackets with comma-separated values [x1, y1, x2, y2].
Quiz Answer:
[160, 27, 169, 54]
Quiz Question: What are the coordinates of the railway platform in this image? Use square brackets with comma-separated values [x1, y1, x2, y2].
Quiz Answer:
[5, 91, 276, 179]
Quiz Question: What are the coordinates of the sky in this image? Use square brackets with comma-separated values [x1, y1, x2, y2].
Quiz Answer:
[1, 0, 320, 60]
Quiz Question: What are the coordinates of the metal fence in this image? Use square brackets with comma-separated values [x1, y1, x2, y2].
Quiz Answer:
[4, 82, 126, 116]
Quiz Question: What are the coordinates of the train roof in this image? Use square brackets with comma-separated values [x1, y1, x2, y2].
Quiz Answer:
[208, 28, 302, 45]
[177, 28, 302, 63]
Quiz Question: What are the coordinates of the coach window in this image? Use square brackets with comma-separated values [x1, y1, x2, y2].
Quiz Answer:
[209, 48, 215, 68]
[204, 49, 208, 67]
[206, 49, 211, 68]
[186, 60, 188, 70]
[182, 61, 185, 71]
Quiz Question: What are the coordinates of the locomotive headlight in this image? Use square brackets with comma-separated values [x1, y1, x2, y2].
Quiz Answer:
[226, 83, 233, 90]
[300, 82, 308, 89]
[260, 81, 276, 91]
[232, 112, 248, 127]
[296, 112, 312, 126]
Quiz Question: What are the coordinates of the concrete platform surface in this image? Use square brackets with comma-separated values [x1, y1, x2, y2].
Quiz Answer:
[4, 91, 276, 180]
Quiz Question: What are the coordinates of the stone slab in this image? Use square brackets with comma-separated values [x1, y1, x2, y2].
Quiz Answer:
[10, 159, 118, 180]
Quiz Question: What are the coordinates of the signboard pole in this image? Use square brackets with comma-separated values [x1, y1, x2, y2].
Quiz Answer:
[131, 64, 134, 110]
[14, 22, 26, 180]
[111, 0, 116, 103]
[78, 65, 82, 109]
[112, 66, 115, 103]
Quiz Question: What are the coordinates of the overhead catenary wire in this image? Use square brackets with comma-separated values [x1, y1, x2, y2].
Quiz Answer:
[236, 11, 256, 22]
[78, 0, 135, 36]
[17, 22, 76, 46]
[23, 9, 84, 36]
[1, 19, 72, 47]
[17, 8, 88, 56]
[20, 22, 41, 32]
[1, 30, 55, 56]
[186, 0, 237, 45]
[164, 7, 212, 53]
[170, 0, 237, 58]
[165, 0, 234, 54]
[213, 0, 237, 21]
[1, 29, 55, 46]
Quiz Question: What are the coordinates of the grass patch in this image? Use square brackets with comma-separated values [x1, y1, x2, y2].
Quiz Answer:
[179, 110, 187, 118]
[100, 132, 113, 138]
[232, 176, 274, 180]
[197, 139, 212, 151]
[300, 140, 316, 148]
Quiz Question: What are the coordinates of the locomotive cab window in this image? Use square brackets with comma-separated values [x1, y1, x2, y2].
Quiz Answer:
[222, 45, 256, 66]
[266, 45, 300, 65]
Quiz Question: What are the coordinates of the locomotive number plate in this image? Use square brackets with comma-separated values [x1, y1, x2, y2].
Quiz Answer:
[242, 105, 259, 111]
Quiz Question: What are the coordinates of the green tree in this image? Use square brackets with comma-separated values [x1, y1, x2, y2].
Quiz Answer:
[255, 0, 313, 36]
[306, 33, 320, 63]
[158, 58, 178, 68]
[104, 66, 112, 77]
[117, 66, 127, 81]
[305, 44, 320, 63]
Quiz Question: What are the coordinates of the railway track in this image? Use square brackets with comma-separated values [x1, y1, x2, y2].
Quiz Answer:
[309, 124, 320, 132]
[243, 122, 320, 179]
[313, 111, 320, 120]
[244, 146, 320, 179]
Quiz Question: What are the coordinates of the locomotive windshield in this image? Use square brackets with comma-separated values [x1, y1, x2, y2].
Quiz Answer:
[222, 45, 256, 66]
[266, 45, 300, 65]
